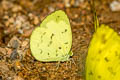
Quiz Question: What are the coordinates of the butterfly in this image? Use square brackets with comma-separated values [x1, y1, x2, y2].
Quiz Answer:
[30, 10, 73, 62]
[85, 5, 120, 80]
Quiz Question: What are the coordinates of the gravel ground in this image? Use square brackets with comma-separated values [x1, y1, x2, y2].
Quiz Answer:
[0, 0, 120, 80]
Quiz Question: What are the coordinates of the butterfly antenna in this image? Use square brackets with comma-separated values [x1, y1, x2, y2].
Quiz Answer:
[89, 0, 99, 31]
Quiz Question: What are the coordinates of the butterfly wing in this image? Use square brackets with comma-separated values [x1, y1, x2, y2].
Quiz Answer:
[86, 24, 120, 80]
[30, 10, 72, 62]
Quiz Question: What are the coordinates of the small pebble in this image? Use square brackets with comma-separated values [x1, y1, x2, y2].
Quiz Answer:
[110, 1, 120, 11]
[33, 16, 39, 25]
[10, 49, 18, 60]
[8, 17, 14, 24]
[64, 0, 71, 7]
[0, 76, 2, 80]
[7, 36, 21, 49]
[12, 40, 19, 49]
[3, 15, 9, 20]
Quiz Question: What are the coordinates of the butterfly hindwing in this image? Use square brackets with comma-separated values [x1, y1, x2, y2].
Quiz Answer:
[86, 24, 120, 80]
[30, 10, 72, 62]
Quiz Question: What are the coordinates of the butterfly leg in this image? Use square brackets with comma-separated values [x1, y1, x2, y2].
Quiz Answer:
[65, 58, 76, 69]
[70, 58, 76, 66]
[56, 61, 60, 70]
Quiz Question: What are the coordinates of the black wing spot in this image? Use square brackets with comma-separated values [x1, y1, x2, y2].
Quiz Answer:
[96, 58, 100, 61]
[97, 75, 101, 79]
[56, 54, 58, 56]
[40, 35, 43, 43]
[48, 53, 50, 55]
[41, 35, 43, 38]
[88, 71, 93, 75]
[104, 57, 109, 62]
[98, 50, 102, 54]
[108, 67, 116, 75]
[48, 41, 52, 47]
[91, 57, 95, 61]
[56, 50, 58, 53]
[41, 40, 43, 43]
[64, 42, 68, 44]
[51, 33, 54, 39]
[65, 29, 67, 32]
[115, 51, 118, 56]
[62, 55, 64, 57]
[41, 32, 46, 39]
[50, 41, 52, 44]
[101, 34, 107, 44]
[61, 29, 68, 33]
[59, 47, 62, 49]
[39, 49, 42, 54]
[37, 44, 39, 47]
[115, 51, 120, 59]
[43, 32, 46, 35]
[57, 16, 60, 18]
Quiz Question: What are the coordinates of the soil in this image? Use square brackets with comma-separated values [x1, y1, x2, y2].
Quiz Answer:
[0, 0, 120, 80]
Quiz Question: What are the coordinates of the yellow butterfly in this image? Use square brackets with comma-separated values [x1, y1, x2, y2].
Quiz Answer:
[30, 10, 73, 62]
[85, 4, 120, 80]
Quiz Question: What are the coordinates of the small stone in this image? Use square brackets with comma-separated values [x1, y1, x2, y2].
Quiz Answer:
[28, 13, 34, 20]
[21, 40, 29, 48]
[7, 36, 21, 49]
[9, 17, 14, 24]
[110, 1, 120, 11]
[22, 28, 34, 37]
[34, 16, 39, 25]
[14, 15, 26, 29]
[5, 21, 10, 27]
[3, 15, 9, 20]
[64, 0, 71, 7]
[12, 5, 22, 12]
[14, 75, 24, 80]
[0, 76, 2, 80]
[2, 0, 13, 10]
[10, 49, 18, 60]
[15, 61, 21, 70]
[0, 62, 9, 73]
[18, 29, 23, 34]
[6, 48, 12, 56]
[0, 47, 7, 55]
[13, 13, 17, 18]
[12, 40, 19, 49]
[48, 6, 55, 12]
[42, 67, 46, 71]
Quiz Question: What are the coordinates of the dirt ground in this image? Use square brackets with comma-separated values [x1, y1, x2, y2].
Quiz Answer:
[0, 0, 120, 80]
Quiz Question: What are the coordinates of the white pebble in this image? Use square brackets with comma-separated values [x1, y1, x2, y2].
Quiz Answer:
[110, 1, 120, 11]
